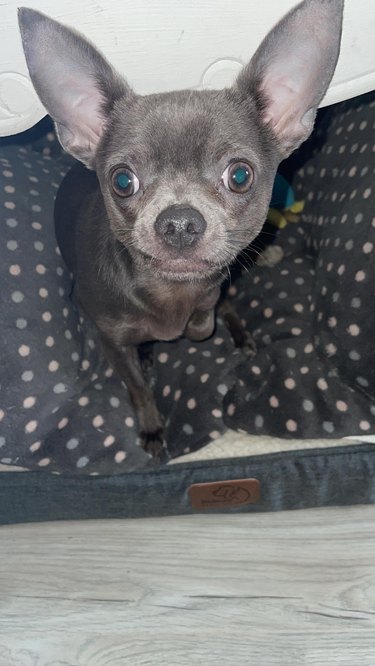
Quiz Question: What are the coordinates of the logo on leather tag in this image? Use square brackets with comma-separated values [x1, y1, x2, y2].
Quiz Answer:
[188, 478, 260, 510]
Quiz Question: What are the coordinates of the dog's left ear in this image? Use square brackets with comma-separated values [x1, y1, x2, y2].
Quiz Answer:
[235, 0, 344, 157]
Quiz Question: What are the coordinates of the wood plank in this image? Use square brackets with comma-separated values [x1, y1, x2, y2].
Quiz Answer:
[0, 505, 375, 665]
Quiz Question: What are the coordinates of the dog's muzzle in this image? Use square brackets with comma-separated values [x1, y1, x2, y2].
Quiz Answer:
[154, 205, 206, 250]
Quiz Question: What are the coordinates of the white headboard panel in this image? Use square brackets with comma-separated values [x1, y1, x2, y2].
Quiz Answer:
[0, 0, 374, 136]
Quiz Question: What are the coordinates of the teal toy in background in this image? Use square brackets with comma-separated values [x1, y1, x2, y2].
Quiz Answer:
[268, 172, 304, 229]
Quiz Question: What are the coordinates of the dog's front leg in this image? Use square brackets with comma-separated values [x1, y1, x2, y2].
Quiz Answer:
[101, 339, 165, 461]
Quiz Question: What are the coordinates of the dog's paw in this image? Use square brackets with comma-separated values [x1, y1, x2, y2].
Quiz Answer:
[140, 428, 168, 463]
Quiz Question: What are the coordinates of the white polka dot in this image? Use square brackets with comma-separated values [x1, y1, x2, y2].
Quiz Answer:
[363, 242, 373, 254]
[66, 438, 79, 450]
[336, 400, 348, 412]
[58, 417, 69, 430]
[23, 396, 36, 409]
[36, 264, 46, 274]
[48, 360, 59, 372]
[209, 430, 221, 440]
[304, 343, 313, 354]
[255, 415, 264, 428]
[284, 378, 296, 390]
[162, 385, 171, 397]
[76, 456, 89, 468]
[317, 378, 328, 391]
[9, 264, 21, 276]
[158, 353, 169, 363]
[183, 424, 193, 435]
[200, 373, 209, 383]
[302, 399, 314, 412]
[251, 365, 261, 375]
[54, 383, 67, 394]
[291, 327, 302, 336]
[11, 291, 24, 303]
[212, 409, 222, 418]
[109, 396, 120, 408]
[347, 324, 360, 336]
[92, 415, 104, 428]
[227, 403, 236, 416]
[217, 384, 228, 396]
[38, 458, 50, 467]
[269, 396, 279, 408]
[104, 435, 115, 447]
[25, 420, 38, 433]
[355, 270, 366, 282]
[29, 441, 41, 453]
[359, 421, 370, 431]
[125, 416, 134, 427]
[286, 419, 297, 432]
[18, 345, 30, 357]
[42, 311, 52, 322]
[263, 307, 273, 319]
[187, 398, 196, 410]
[22, 370, 34, 382]
[115, 451, 127, 463]
[6, 218, 17, 228]
[174, 390, 182, 402]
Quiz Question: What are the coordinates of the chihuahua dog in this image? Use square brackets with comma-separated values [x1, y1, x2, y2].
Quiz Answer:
[18, 0, 343, 459]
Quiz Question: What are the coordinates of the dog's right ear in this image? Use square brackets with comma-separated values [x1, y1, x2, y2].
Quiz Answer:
[18, 8, 133, 168]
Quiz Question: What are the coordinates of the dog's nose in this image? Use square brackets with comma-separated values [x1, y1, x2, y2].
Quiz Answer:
[154, 206, 206, 249]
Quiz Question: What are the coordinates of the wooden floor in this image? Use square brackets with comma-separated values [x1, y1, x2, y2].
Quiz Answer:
[0, 505, 375, 665]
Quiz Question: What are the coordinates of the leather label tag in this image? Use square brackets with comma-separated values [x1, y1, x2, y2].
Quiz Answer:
[188, 478, 260, 510]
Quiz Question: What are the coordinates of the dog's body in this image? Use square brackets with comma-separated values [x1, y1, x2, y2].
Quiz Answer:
[19, 0, 343, 459]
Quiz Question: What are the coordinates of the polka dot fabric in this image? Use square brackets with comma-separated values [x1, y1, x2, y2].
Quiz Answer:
[0, 92, 374, 476]
[222, 91, 375, 439]
[0, 136, 146, 474]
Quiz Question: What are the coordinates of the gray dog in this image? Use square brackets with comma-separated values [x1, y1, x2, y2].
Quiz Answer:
[18, 0, 343, 459]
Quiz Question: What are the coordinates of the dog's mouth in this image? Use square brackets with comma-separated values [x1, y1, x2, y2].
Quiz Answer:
[137, 252, 221, 281]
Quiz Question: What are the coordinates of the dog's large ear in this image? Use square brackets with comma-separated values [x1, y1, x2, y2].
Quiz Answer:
[235, 0, 344, 157]
[18, 8, 133, 167]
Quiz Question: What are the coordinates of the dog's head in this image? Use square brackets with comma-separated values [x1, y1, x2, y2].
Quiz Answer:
[19, 0, 343, 281]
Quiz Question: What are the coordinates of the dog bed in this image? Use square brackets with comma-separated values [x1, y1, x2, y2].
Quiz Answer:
[0, 92, 374, 524]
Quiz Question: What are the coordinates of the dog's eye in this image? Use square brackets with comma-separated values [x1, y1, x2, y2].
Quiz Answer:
[222, 161, 253, 193]
[111, 167, 140, 197]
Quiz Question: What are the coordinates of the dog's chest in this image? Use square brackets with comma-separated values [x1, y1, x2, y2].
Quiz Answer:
[141, 282, 219, 342]
[97, 282, 220, 345]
